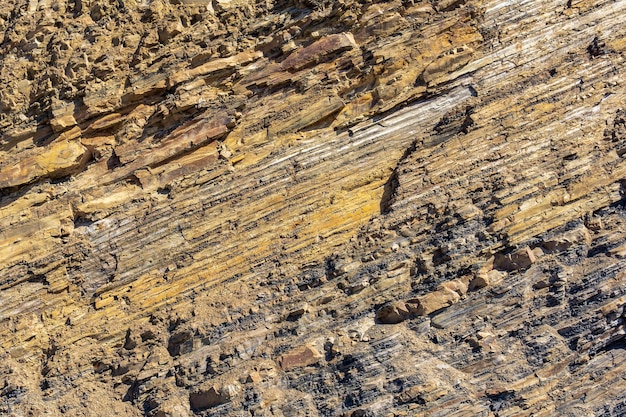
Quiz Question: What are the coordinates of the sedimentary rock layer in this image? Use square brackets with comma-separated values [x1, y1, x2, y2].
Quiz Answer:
[0, 0, 625, 416]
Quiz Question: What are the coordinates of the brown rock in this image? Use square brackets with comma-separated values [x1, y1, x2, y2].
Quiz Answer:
[494, 246, 537, 271]
[421, 46, 474, 85]
[287, 303, 309, 319]
[0, 139, 90, 189]
[167, 50, 262, 87]
[269, 95, 345, 136]
[277, 346, 322, 370]
[0, 0, 625, 416]
[50, 100, 77, 133]
[149, 387, 193, 417]
[281, 33, 357, 71]
[376, 301, 411, 324]
[414, 288, 461, 316]
[397, 381, 447, 404]
[542, 225, 592, 253]
[470, 270, 505, 290]
[157, 18, 184, 45]
[189, 385, 228, 411]
[50, 114, 77, 133]
[437, 275, 472, 296]
[608, 243, 626, 258]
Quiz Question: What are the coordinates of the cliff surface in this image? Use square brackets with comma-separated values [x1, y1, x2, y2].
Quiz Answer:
[1, 0, 625, 416]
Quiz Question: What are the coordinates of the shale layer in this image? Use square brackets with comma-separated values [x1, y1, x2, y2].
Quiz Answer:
[1, 0, 626, 416]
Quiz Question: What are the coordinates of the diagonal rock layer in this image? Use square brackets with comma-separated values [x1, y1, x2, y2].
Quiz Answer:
[0, 0, 625, 416]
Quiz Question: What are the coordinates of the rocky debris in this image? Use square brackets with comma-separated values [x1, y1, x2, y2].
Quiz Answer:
[50, 100, 78, 133]
[541, 224, 592, 253]
[376, 301, 412, 324]
[0, 0, 625, 416]
[494, 246, 537, 271]
[412, 286, 461, 316]
[377, 275, 474, 321]
[189, 384, 236, 411]
[470, 269, 505, 290]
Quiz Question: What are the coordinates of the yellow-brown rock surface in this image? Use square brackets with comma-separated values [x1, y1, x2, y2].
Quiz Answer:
[0, 0, 625, 416]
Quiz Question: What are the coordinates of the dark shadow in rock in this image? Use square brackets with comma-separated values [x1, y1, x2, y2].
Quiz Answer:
[0, 183, 37, 209]
[380, 168, 399, 215]
[380, 141, 417, 214]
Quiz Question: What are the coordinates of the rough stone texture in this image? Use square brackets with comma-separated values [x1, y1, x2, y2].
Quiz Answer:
[0, 0, 626, 416]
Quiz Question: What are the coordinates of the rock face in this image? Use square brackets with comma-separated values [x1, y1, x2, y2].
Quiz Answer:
[0, 0, 625, 416]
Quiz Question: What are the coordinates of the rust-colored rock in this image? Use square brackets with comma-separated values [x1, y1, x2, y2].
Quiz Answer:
[277, 346, 322, 370]
[0, 139, 90, 189]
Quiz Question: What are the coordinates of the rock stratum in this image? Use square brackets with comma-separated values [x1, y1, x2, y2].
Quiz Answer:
[0, 0, 625, 416]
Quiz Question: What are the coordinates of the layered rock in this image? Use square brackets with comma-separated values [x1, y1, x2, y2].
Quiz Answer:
[0, 0, 625, 416]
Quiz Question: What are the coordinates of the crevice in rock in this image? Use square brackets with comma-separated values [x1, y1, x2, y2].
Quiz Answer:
[380, 140, 418, 215]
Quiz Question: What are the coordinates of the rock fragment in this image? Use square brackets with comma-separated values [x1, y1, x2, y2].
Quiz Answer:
[376, 301, 411, 324]
[189, 384, 234, 411]
[277, 346, 322, 370]
[0, 139, 90, 189]
[281, 33, 357, 71]
[494, 246, 537, 271]
[541, 225, 592, 253]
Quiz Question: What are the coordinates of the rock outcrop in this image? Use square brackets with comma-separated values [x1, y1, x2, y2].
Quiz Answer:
[1, 0, 625, 416]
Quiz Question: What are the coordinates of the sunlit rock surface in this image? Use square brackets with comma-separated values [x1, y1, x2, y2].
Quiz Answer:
[0, 0, 625, 415]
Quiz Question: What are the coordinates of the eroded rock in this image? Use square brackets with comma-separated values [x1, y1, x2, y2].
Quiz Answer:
[0, 0, 625, 416]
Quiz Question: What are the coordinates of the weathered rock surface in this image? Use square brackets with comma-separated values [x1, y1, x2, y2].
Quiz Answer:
[1, 0, 626, 416]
